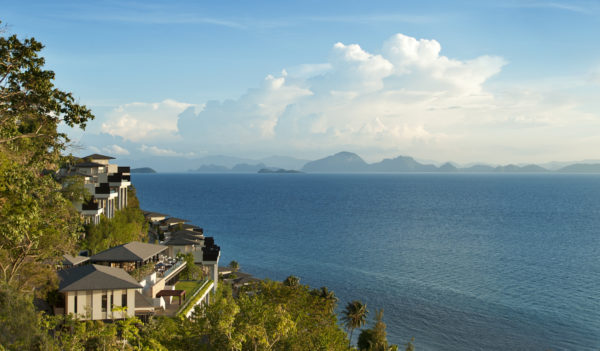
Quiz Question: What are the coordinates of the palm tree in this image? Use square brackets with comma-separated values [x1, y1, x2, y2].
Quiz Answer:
[318, 286, 338, 312]
[342, 300, 368, 346]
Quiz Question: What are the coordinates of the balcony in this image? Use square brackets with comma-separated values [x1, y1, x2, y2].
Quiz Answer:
[82, 202, 100, 211]
[108, 172, 131, 186]
[95, 184, 113, 194]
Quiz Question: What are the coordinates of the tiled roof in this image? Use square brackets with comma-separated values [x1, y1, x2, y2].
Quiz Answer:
[162, 217, 189, 225]
[83, 154, 115, 160]
[90, 241, 167, 262]
[63, 254, 90, 266]
[58, 264, 142, 292]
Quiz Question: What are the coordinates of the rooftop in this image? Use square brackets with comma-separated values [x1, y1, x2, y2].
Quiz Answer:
[162, 217, 189, 225]
[83, 154, 115, 160]
[58, 264, 142, 292]
[63, 254, 90, 266]
[90, 241, 167, 262]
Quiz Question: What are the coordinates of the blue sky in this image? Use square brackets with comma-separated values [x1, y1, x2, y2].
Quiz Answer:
[3, 1, 600, 169]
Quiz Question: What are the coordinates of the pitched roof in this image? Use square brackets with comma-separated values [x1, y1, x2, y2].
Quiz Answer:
[165, 237, 202, 246]
[58, 264, 142, 292]
[63, 254, 90, 266]
[165, 230, 203, 246]
[90, 241, 167, 262]
[83, 154, 115, 160]
[135, 291, 155, 309]
[162, 217, 189, 225]
[143, 211, 169, 219]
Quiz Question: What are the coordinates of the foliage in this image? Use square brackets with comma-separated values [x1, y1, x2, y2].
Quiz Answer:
[228, 260, 239, 272]
[83, 186, 148, 254]
[179, 252, 202, 280]
[177, 279, 212, 317]
[312, 286, 338, 313]
[130, 261, 156, 281]
[0, 283, 52, 350]
[342, 300, 369, 347]
[356, 309, 399, 351]
[282, 275, 299, 287]
[192, 280, 351, 351]
[0, 23, 92, 290]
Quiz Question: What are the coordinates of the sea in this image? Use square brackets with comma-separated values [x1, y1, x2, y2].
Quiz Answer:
[132, 173, 600, 350]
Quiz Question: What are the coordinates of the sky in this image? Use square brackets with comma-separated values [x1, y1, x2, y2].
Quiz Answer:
[3, 0, 600, 169]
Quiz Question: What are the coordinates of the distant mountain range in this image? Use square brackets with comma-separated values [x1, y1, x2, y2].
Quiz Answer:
[119, 151, 600, 174]
[300, 152, 600, 173]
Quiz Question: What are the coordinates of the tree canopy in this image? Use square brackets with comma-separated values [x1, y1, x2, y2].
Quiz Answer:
[0, 22, 93, 290]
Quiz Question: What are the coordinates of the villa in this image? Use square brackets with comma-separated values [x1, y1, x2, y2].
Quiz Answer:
[55, 264, 142, 320]
[60, 154, 131, 225]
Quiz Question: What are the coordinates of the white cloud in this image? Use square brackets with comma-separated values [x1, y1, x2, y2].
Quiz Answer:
[102, 144, 130, 155]
[101, 99, 194, 142]
[138, 144, 195, 158]
[82, 33, 600, 165]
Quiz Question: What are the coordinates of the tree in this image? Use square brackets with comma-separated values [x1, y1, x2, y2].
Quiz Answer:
[228, 260, 239, 272]
[356, 309, 398, 351]
[342, 300, 368, 347]
[0, 23, 93, 290]
[314, 286, 338, 313]
[83, 186, 147, 254]
[192, 280, 351, 350]
[180, 252, 201, 280]
[283, 275, 300, 287]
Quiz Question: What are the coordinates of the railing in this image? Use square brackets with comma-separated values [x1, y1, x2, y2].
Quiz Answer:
[176, 279, 212, 317]
[162, 260, 186, 280]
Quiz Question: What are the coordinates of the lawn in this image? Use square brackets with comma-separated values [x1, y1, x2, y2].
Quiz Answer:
[175, 280, 204, 298]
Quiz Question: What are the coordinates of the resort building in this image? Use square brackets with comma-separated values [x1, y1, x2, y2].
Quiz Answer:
[56, 264, 142, 320]
[60, 154, 131, 225]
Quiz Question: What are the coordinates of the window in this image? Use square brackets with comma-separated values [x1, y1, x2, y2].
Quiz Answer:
[74, 295, 78, 314]
[122, 293, 127, 308]
[101, 294, 107, 312]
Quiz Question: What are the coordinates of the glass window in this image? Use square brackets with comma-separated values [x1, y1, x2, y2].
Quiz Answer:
[74, 295, 77, 314]
[122, 292, 127, 308]
[102, 294, 107, 312]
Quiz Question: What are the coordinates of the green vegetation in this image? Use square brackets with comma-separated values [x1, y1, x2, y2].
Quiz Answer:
[0, 21, 92, 291]
[175, 279, 206, 298]
[191, 280, 351, 350]
[177, 279, 212, 317]
[228, 260, 239, 272]
[342, 300, 369, 347]
[130, 260, 156, 281]
[0, 23, 417, 351]
[357, 309, 399, 351]
[178, 252, 202, 280]
[83, 186, 148, 255]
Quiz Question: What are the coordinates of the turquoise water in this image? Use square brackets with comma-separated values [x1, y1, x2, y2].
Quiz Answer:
[132, 173, 600, 350]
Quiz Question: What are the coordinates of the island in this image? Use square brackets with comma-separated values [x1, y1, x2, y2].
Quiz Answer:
[131, 167, 157, 173]
[258, 168, 303, 174]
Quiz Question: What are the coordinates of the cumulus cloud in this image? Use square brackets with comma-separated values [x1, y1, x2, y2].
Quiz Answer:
[102, 144, 130, 155]
[138, 144, 195, 158]
[81, 32, 600, 164]
[101, 99, 194, 142]
[175, 33, 510, 159]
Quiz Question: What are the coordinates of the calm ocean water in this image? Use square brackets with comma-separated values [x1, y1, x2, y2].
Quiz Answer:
[132, 173, 600, 350]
